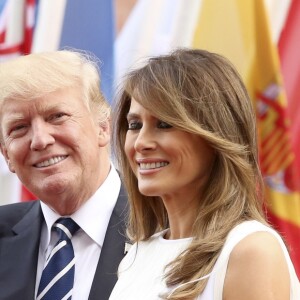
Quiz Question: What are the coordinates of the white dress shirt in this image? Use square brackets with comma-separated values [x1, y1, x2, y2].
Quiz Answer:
[35, 165, 121, 300]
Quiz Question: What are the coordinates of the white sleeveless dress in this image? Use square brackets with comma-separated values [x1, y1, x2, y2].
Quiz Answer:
[109, 221, 300, 300]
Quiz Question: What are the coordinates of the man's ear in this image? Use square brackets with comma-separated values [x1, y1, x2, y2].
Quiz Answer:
[97, 118, 111, 147]
[0, 144, 15, 173]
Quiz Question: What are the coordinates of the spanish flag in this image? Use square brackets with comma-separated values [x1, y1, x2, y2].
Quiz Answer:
[193, 0, 300, 277]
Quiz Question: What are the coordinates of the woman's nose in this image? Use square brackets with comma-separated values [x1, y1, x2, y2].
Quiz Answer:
[134, 128, 156, 152]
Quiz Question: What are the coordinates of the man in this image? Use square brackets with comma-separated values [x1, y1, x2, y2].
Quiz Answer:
[0, 51, 128, 300]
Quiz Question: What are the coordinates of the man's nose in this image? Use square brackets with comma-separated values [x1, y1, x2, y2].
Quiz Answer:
[30, 120, 55, 151]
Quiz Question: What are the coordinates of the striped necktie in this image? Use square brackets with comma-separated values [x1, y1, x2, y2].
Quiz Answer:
[37, 218, 80, 300]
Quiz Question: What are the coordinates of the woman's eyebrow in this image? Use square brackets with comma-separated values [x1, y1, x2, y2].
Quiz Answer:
[126, 112, 139, 119]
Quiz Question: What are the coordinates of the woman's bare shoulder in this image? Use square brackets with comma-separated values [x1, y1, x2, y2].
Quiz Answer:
[223, 231, 290, 300]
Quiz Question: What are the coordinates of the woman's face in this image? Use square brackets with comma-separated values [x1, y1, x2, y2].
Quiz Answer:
[124, 98, 215, 202]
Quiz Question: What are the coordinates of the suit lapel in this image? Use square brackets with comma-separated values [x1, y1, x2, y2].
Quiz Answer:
[0, 201, 43, 300]
[89, 185, 128, 300]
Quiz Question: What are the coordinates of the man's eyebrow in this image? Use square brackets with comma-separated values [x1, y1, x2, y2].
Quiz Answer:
[40, 102, 69, 112]
[2, 114, 26, 125]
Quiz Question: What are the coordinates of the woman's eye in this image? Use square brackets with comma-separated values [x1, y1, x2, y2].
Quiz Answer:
[128, 121, 142, 130]
[157, 121, 172, 129]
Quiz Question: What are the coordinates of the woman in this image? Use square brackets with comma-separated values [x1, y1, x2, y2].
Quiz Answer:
[110, 49, 300, 299]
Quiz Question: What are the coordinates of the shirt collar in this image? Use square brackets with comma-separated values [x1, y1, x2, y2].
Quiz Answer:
[41, 164, 121, 249]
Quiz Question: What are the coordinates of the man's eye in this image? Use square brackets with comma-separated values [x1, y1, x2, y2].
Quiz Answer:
[48, 112, 67, 121]
[128, 121, 142, 130]
[9, 124, 27, 134]
[55, 112, 65, 118]
[157, 121, 172, 129]
[13, 124, 26, 131]
[6, 124, 27, 138]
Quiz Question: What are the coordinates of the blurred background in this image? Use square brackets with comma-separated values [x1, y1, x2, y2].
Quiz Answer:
[0, 0, 299, 278]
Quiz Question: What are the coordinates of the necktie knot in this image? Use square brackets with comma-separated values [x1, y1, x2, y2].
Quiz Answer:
[53, 218, 80, 241]
[37, 218, 80, 300]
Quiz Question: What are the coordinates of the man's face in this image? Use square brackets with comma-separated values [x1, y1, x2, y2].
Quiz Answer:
[0, 87, 110, 214]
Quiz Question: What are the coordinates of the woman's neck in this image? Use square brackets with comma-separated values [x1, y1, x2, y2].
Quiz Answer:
[162, 196, 198, 240]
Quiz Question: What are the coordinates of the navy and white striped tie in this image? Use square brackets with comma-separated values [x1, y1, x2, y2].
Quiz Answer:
[37, 218, 80, 300]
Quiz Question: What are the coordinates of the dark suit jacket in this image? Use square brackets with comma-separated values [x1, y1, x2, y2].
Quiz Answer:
[0, 186, 128, 300]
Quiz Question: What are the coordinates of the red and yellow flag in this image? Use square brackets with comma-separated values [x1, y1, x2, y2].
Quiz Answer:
[193, 0, 300, 277]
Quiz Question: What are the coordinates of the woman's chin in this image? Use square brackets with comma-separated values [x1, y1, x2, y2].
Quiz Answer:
[138, 184, 161, 197]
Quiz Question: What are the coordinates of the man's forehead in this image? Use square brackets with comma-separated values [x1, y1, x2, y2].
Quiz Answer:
[1, 98, 70, 119]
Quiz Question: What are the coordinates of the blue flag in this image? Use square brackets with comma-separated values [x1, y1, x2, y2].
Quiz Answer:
[60, 0, 115, 103]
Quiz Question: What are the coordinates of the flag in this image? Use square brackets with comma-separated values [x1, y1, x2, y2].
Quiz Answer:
[0, 156, 22, 205]
[0, 0, 36, 57]
[23, 0, 36, 54]
[193, 0, 300, 277]
[32, 0, 115, 103]
[0, 0, 38, 204]
[115, 0, 202, 87]
[0, 0, 25, 60]
[31, 0, 67, 52]
[0, 0, 8, 43]
[278, 0, 300, 190]
[59, 0, 115, 103]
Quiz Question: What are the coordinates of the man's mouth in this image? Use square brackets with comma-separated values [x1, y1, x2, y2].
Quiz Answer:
[34, 155, 68, 168]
